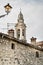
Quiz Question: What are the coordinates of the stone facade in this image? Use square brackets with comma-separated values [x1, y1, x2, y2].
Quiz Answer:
[0, 33, 43, 65]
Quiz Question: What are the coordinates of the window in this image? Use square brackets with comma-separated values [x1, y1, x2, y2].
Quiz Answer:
[36, 51, 39, 58]
[22, 29, 25, 36]
[17, 29, 20, 38]
[11, 43, 15, 49]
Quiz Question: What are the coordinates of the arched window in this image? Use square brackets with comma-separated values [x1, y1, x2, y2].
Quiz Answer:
[11, 43, 15, 49]
[17, 29, 20, 38]
[36, 51, 39, 58]
[22, 29, 25, 36]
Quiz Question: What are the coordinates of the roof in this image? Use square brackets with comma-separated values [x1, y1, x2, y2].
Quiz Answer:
[30, 37, 37, 40]
[4, 3, 12, 8]
[0, 32, 43, 51]
[38, 43, 43, 46]
[8, 29, 14, 32]
[37, 41, 43, 46]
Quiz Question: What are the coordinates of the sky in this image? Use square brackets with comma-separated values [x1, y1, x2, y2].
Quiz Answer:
[0, 0, 43, 42]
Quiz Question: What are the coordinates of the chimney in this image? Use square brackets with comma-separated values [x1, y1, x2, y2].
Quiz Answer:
[30, 37, 37, 44]
[8, 29, 14, 37]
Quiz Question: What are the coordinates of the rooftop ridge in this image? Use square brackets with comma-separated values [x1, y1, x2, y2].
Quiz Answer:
[0, 32, 43, 51]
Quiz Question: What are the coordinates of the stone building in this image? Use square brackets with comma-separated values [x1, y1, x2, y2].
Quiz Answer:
[0, 11, 43, 65]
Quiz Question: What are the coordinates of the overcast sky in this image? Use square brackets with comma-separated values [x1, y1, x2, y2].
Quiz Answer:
[0, 0, 43, 42]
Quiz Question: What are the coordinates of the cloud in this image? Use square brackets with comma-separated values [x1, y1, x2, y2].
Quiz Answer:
[22, 0, 43, 3]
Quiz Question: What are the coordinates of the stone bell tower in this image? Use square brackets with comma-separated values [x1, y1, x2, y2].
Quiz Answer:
[15, 10, 26, 42]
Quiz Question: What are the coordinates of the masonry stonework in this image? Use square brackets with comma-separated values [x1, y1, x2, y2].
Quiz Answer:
[0, 36, 43, 65]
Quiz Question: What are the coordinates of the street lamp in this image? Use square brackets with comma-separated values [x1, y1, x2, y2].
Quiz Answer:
[0, 3, 12, 18]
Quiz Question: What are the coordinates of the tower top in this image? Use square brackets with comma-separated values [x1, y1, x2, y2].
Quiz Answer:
[20, 8, 22, 12]
[18, 9, 24, 21]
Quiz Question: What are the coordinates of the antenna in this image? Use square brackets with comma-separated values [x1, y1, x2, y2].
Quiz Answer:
[7, 23, 15, 30]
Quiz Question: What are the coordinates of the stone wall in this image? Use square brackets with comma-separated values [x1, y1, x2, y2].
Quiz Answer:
[0, 37, 43, 65]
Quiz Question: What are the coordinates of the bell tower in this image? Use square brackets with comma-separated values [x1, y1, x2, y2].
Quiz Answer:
[15, 10, 26, 42]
